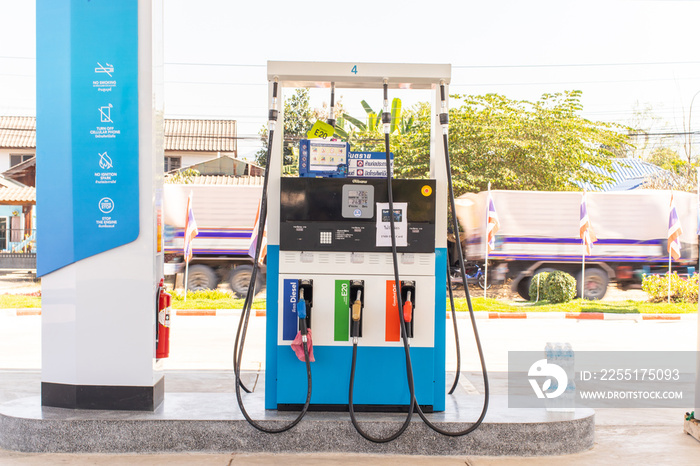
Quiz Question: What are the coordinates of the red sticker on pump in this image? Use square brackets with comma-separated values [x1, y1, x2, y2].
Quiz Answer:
[385, 281, 400, 342]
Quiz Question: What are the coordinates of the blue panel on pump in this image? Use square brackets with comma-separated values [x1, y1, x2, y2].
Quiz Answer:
[282, 279, 299, 341]
[37, 0, 140, 276]
[276, 345, 435, 407]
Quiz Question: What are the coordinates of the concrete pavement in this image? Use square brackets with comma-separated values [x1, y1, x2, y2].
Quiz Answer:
[1, 311, 699, 463]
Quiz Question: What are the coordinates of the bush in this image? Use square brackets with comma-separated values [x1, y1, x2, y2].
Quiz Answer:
[543, 271, 577, 304]
[529, 272, 549, 302]
[642, 273, 698, 303]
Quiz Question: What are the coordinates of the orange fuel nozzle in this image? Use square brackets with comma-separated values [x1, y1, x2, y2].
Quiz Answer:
[403, 290, 413, 323]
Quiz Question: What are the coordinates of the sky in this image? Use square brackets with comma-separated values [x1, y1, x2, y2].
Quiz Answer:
[1, 0, 699, 159]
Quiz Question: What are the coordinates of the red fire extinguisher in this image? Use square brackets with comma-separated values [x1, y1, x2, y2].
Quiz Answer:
[156, 279, 172, 359]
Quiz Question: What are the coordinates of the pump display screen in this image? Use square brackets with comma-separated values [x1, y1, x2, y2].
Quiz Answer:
[309, 141, 347, 172]
[347, 190, 368, 208]
[341, 184, 374, 219]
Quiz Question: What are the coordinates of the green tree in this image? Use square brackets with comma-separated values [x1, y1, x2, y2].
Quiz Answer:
[255, 88, 316, 172]
[335, 97, 410, 149]
[647, 147, 686, 173]
[642, 147, 697, 191]
[391, 91, 629, 194]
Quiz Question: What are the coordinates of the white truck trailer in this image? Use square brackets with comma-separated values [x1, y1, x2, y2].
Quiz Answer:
[163, 178, 264, 296]
[456, 189, 698, 300]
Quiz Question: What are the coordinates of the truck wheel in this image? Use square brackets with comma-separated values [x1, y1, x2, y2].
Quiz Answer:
[230, 265, 265, 298]
[515, 277, 531, 300]
[187, 264, 218, 291]
[577, 268, 609, 300]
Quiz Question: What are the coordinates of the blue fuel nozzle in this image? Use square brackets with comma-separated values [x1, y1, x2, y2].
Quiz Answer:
[298, 297, 307, 320]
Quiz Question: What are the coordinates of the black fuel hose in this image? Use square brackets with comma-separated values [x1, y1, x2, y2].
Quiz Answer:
[410, 128, 490, 436]
[352, 81, 490, 439]
[233, 78, 313, 433]
[446, 261, 461, 395]
[347, 84, 416, 443]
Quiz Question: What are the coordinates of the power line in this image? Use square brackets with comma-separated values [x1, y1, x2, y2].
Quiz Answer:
[160, 76, 699, 88]
[165, 62, 265, 68]
[452, 76, 700, 87]
[453, 60, 700, 69]
[628, 131, 700, 137]
[166, 81, 265, 86]
[164, 60, 700, 69]
[4, 57, 699, 69]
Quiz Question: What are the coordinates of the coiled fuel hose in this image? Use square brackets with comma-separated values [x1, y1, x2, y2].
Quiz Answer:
[233, 77, 313, 433]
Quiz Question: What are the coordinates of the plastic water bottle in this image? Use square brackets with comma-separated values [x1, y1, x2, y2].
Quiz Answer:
[562, 343, 576, 412]
[544, 342, 555, 411]
[544, 342, 576, 412]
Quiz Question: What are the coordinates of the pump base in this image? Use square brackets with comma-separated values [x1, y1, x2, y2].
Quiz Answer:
[41, 378, 164, 411]
[277, 403, 433, 413]
[1, 372, 594, 456]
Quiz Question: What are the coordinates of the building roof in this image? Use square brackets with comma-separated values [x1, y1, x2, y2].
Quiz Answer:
[164, 119, 237, 152]
[180, 175, 264, 186]
[578, 158, 667, 191]
[0, 117, 238, 154]
[175, 155, 262, 176]
[0, 116, 36, 148]
[0, 176, 27, 189]
[0, 186, 35, 205]
[3, 155, 35, 177]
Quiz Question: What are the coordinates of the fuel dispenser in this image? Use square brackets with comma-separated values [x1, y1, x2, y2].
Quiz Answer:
[263, 62, 453, 413]
[235, 62, 489, 441]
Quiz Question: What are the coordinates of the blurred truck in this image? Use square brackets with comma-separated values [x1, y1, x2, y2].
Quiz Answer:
[455, 190, 698, 300]
[163, 179, 264, 297]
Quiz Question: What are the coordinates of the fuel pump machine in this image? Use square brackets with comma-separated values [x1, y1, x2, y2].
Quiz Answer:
[263, 62, 451, 412]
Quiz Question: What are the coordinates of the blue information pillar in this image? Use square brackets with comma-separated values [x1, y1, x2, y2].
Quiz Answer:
[37, 0, 165, 410]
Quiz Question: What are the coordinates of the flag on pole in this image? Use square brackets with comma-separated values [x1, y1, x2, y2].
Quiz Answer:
[184, 191, 198, 263]
[696, 168, 699, 235]
[668, 193, 683, 260]
[579, 190, 597, 255]
[248, 200, 267, 265]
[486, 192, 500, 252]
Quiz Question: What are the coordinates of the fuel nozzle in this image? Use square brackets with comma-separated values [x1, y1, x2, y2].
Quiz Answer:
[351, 289, 362, 341]
[298, 288, 308, 338]
[403, 290, 413, 324]
[352, 289, 362, 321]
[297, 279, 313, 336]
[349, 281, 364, 341]
[400, 281, 415, 339]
